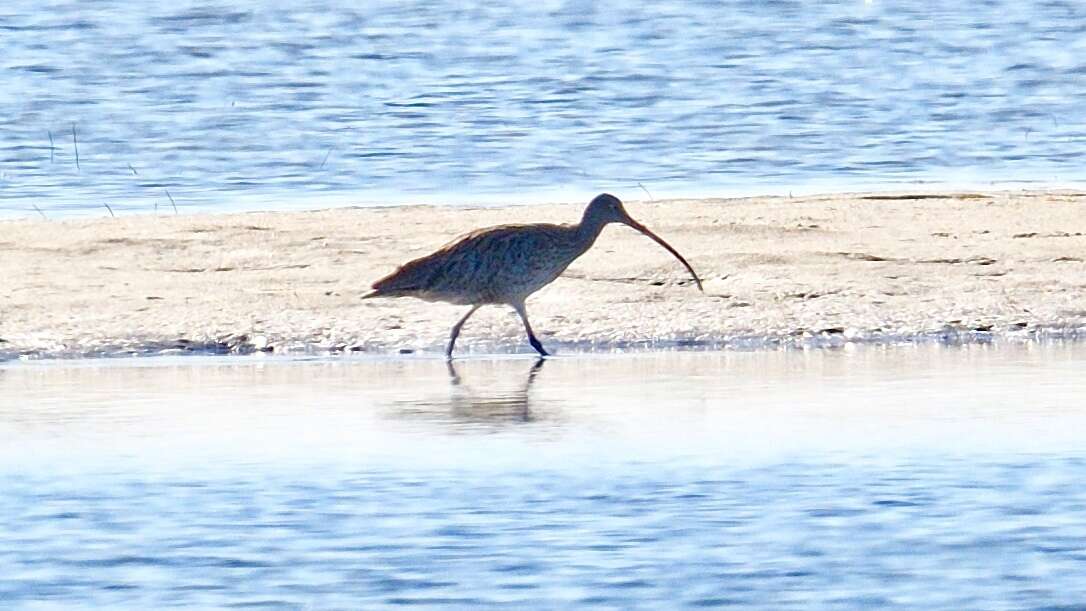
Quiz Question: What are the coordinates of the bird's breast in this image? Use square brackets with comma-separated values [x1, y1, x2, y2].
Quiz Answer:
[475, 231, 583, 301]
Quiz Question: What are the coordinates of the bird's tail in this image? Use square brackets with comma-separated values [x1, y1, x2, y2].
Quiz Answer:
[364, 265, 423, 299]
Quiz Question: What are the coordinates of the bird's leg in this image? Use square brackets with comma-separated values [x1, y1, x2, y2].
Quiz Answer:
[447, 305, 480, 359]
[512, 301, 549, 357]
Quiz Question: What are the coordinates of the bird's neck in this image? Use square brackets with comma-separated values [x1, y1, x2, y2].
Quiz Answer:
[575, 210, 608, 251]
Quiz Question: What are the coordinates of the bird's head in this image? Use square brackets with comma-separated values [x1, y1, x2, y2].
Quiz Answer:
[582, 192, 704, 292]
[584, 193, 632, 226]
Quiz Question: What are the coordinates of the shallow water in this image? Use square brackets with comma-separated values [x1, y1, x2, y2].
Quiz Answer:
[2, 344, 1085, 607]
[3, 1, 1086, 216]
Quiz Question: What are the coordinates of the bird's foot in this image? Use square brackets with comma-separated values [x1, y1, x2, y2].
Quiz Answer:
[529, 337, 550, 358]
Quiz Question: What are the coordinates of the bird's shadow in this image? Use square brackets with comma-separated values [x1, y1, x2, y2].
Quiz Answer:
[388, 358, 548, 428]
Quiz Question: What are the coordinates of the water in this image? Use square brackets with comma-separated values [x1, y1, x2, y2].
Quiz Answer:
[2, 344, 1085, 607]
[2, 1, 1086, 217]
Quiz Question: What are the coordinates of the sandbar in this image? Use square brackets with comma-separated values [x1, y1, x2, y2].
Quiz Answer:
[2, 190, 1085, 359]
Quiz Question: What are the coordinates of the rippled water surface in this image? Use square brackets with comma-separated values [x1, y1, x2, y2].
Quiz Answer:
[2, 1, 1086, 216]
[2, 344, 1086, 607]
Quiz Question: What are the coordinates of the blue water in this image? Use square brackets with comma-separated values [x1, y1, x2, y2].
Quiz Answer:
[2, 345, 1086, 607]
[6, 461, 1086, 608]
[2, 1, 1085, 216]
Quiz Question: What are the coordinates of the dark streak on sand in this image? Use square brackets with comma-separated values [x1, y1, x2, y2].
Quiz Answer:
[861, 193, 988, 201]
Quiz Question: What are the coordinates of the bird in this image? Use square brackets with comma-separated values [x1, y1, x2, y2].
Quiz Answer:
[364, 193, 703, 358]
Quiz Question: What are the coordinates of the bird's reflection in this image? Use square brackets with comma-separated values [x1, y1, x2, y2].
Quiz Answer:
[446, 357, 544, 386]
[390, 358, 548, 428]
[446, 357, 545, 424]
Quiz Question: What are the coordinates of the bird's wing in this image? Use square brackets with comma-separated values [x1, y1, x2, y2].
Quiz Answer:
[369, 224, 567, 297]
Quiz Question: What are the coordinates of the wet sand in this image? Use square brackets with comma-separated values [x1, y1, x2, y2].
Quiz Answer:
[2, 190, 1086, 358]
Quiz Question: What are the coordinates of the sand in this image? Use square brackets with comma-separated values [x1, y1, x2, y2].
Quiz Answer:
[2, 190, 1086, 359]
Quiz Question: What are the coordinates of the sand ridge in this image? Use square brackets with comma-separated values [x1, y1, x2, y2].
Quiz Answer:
[2, 190, 1086, 359]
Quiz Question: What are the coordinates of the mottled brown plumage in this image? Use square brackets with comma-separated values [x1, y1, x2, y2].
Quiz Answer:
[365, 193, 703, 358]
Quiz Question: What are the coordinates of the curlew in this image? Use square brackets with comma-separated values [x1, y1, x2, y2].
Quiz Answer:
[364, 193, 703, 358]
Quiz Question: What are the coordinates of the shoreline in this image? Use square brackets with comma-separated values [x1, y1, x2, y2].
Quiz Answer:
[6, 180, 1086, 221]
[3, 330, 1086, 366]
[3, 189, 1086, 361]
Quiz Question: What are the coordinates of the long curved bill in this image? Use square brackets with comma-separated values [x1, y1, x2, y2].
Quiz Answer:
[624, 218, 704, 292]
